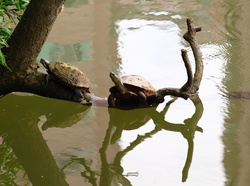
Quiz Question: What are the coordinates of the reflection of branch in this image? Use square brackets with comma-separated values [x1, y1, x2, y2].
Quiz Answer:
[180, 95, 203, 182]
[99, 117, 135, 186]
[100, 95, 204, 184]
[60, 156, 98, 186]
[111, 99, 176, 164]
[99, 119, 113, 186]
[150, 95, 203, 136]
[182, 139, 193, 182]
[114, 126, 161, 165]
[149, 94, 203, 182]
[75, 158, 98, 186]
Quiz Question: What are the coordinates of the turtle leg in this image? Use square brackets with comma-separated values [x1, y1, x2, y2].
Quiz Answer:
[74, 88, 84, 102]
[108, 94, 116, 107]
[43, 73, 55, 86]
[42, 74, 50, 87]
[138, 91, 147, 107]
[81, 92, 92, 105]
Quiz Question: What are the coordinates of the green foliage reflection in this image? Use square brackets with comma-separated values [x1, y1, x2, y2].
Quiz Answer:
[0, 140, 26, 186]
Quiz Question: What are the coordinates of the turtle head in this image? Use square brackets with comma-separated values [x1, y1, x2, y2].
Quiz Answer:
[40, 58, 50, 69]
[109, 72, 117, 81]
[109, 72, 122, 86]
[109, 72, 129, 94]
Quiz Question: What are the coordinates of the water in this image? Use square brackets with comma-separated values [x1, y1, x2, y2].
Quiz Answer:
[1, 0, 250, 185]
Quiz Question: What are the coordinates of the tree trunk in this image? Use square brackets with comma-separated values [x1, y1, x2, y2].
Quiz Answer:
[4, 0, 64, 72]
[0, 0, 78, 102]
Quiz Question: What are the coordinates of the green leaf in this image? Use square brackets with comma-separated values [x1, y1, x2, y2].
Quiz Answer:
[0, 50, 12, 72]
[0, 0, 30, 72]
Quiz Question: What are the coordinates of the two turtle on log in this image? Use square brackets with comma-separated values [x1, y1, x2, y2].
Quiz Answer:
[40, 58, 161, 108]
[40, 19, 205, 109]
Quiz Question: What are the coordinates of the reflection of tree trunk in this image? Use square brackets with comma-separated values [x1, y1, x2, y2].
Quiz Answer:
[149, 95, 203, 182]
[99, 119, 113, 186]
[2, 121, 69, 186]
[0, 95, 69, 185]
[221, 90, 250, 99]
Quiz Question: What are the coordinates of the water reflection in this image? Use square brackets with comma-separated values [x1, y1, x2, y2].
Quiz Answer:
[0, 93, 203, 185]
[0, 94, 77, 185]
[115, 18, 182, 88]
[38, 41, 93, 62]
[107, 95, 203, 183]
[222, 1, 250, 186]
[71, 95, 204, 185]
[2, 0, 246, 185]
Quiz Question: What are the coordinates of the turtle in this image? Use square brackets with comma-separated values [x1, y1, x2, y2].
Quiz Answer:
[108, 72, 158, 108]
[40, 58, 91, 104]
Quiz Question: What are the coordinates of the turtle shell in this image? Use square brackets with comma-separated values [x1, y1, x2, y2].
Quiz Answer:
[47, 62, 90, 88]
[108, 74, 158, 108]
[121, 75, 156, 92]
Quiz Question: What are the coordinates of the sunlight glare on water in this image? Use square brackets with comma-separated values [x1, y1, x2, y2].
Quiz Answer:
[115, 19, 184, 88]
[114, 14, 227, 185]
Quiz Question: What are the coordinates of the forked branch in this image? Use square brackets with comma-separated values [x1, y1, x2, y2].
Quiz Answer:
[154, 18, 203, 103]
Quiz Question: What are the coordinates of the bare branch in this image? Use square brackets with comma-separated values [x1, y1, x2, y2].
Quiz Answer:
[183, 18, 203, 93]
[180, 49, 193, 92]
[151, 18, 203, 105]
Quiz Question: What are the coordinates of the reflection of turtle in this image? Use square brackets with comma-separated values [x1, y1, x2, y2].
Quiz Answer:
[108, 72, 157, 108]
[108, 107, 151, 144]
[40, 58, 91, 103]
[41, 102, 90, 131]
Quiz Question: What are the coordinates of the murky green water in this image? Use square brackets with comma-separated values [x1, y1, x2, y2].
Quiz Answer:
[1, 0, 250, 185]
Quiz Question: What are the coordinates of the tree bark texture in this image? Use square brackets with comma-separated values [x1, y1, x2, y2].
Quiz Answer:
[4, 0, 64, 72]
[0, 0, 76, 102]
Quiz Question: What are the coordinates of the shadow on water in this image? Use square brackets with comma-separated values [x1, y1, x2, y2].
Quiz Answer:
[0, 93, 204, 185]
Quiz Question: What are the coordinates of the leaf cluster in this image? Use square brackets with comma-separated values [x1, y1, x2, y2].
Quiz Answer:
[0, 0, 30, 71]
[0, 141, 26, 186]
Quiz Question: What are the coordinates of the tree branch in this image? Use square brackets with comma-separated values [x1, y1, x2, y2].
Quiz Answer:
[183, 19, 203, 93]
[154, 18, 203, 104]
[180, 49, 193, 92]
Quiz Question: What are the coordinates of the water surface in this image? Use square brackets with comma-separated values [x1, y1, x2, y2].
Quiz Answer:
[1, 0, 250, 185]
